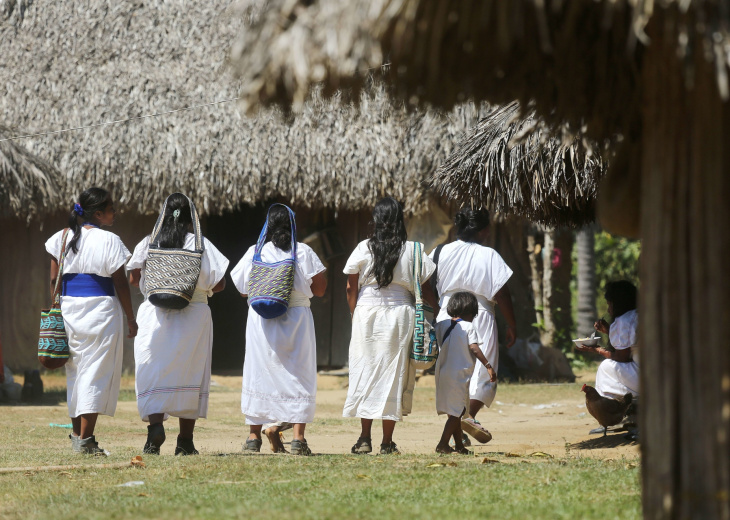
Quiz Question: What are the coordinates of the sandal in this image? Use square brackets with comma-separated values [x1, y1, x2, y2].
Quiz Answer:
[243, 438, 262, 453]
[453, 446, 473, 455]
[461, 418, 492, 444]
[77, 435, 108, 456]
[379, 442, 401, 455]
[435, 445, 455, 454]
[143, 423, 166, 455]
[351, 437, 373, 455]
[174, 435, 199, 456]
[290, 438, 312, 456]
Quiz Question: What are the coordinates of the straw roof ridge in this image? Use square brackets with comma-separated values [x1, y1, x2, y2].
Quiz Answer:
[0, 123, 62, 220]
[433, 102, 607, 228]
[0, 1, 479, 217]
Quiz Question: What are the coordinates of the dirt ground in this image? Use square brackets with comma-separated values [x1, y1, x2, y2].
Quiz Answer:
[4, 368, 639, 461]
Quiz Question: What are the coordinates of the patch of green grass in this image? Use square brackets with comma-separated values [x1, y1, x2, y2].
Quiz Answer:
[0, 454, 640, 520]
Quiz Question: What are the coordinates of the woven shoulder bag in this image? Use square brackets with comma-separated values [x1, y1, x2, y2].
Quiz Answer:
[145, 193, 204, 309]
[38, 228, 71, 369]
[248, 204, 297, 319]
[410, 242, 438, 370]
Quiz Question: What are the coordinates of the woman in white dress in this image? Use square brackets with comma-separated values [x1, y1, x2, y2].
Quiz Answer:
[343, 197, 437, 455]
[428, 207, 516, 444]
[231, 204, 327, 456]
[128, 194, 229, 456]
[45, 187, 137, 455]
[577, 281, 639, 399]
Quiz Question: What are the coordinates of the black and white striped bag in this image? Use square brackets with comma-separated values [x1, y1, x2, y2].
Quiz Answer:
[145, 193, 204, 309]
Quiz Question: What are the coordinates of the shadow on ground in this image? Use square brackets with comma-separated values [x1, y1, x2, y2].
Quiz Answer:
[570, 433, 638, 450]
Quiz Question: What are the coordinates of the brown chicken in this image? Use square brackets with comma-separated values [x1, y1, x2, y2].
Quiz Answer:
[581, 384, 633, 436]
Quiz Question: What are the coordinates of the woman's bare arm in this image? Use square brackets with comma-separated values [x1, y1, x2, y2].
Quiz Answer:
[310, 271, 328, 297]
[346, 274, 359, 315]
[212, 277, 226, 293]
[49, 256, 60, 300]
[112, 266, 138, 338]
[494, 285, 517, 348]
[128, 268, 141, 288]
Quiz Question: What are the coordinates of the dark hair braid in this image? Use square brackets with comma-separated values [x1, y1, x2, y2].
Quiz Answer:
[265, 205, 293, 252]
[67, 187, 111, 254]
[454, 206, 490, 242]
[367, 197, 407, 289]
[157, 193, 192, 249]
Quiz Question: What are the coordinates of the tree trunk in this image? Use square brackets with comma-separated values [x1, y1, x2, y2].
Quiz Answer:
[576, 225, 597, 338]
[638, 11, 730, 519]
[526, 230, 545, 342]
[550, 228, 574, 348]
[541, 229, 555, 346]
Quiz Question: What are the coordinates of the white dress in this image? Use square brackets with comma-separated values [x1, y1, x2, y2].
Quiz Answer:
[128, 234, 229, 422]
[342, 240, 436, 421]
[45, 227, 131, 418]
[231, 242, 326, 425]
[429, 240, 513, 408]
[595, 309, 640, 399]
[435, 319, 481, 417]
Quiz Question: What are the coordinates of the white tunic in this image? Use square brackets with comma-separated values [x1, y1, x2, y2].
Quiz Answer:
[429, 240, 512, 407]
[595, 309, 640, 399]
[231, 242, 326, 425]
[45, 227, 131, 418]
[435, 319, 481, 417]
[128, 234, 229, 422]
[342, 240, 435, 421]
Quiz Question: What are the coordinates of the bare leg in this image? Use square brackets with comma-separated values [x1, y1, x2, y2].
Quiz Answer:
[179, 418, 196, 440]
[71, 417, 81, 437]
[469, 399, 484, 420]
[148, 413, 164, 425]
[293, 423, 306, 441]
[436, 415, 460, 453]
[248, 425, 263, 441]
[79, 413, 98, 438]
[381, 420, 396, 445]
[360, 418, 373, 439]
[452, 419, 466, 450]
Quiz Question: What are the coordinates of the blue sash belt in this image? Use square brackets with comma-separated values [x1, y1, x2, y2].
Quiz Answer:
[62, 273, 115, 297]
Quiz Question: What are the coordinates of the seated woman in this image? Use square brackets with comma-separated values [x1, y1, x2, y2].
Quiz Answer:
[577, 280, 639, 400]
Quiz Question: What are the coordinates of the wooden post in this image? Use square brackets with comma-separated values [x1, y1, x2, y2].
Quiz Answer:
[639, 11, 730, 518]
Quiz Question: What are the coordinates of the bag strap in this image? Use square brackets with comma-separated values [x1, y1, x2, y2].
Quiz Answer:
[432, 243, 445, 302]
[442, 318, 463, 344]
[254, 204, 297, 261]
[53, 228, 71, 307]
[149, 193, 204, 251]
[412, 242, 423, 305]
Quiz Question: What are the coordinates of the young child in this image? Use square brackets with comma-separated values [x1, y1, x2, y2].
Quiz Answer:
[434, 291, 496, 454]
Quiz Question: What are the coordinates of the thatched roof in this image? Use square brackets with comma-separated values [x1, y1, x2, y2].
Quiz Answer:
[434, 103, 606, 228]
[0, 124, 61, 220]
[0, 1, 479, 217]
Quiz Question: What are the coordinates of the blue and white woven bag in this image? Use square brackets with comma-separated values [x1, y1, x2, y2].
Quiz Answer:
[410, 242, 438, 370]
[248, 204, 297, 319]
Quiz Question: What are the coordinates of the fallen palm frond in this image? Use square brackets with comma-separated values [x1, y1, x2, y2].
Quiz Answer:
[434, 103, 607, 228]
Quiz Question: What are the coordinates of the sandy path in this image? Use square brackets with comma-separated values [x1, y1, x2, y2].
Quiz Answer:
[7, 372, 639, 460]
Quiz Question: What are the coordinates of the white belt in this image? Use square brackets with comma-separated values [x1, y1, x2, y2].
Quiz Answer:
[441, 290, 495, 313]
[289, 293, 311, 308]
[189, 289, 209, 304]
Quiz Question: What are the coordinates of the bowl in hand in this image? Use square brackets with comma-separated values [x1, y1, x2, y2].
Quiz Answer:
[573, 336, 600, 348]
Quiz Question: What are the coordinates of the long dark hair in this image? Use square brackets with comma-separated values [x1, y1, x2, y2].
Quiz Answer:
[454, 206, 490, 242]
[67, 187, 111, 254]
[367, 197, 407, 289]
[605, 280, 637, 318]
[265, 205, 293, 252]
[156, 193, 192, 249]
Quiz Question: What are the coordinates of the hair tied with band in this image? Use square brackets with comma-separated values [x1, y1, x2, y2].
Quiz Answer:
[173, 209, 181, 221]
[73, 203, 84, 217]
